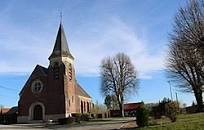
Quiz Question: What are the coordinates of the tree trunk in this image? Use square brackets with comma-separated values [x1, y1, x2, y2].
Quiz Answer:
[121, 97, 124, 117]
[117, 94, 124, 117]
[194, 89, 203, 112]
[118, 102, 124, 117]
[122, 105, 124, 117]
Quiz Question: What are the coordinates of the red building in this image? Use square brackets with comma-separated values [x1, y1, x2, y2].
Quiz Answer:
[124, 102, 144, 116]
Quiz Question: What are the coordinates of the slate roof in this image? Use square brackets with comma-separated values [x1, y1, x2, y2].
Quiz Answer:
[76, 83, 91, 98]
[49, 23, 74, 60]
[37, 64, 48, 75]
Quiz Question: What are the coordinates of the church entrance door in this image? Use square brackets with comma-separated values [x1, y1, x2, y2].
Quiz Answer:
[33, 105, 43, 120]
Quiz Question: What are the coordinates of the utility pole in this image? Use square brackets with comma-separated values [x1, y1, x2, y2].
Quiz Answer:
[175, 92, 180, 112]
[168, 81, 173, 101]
[175, 92, 178, 103]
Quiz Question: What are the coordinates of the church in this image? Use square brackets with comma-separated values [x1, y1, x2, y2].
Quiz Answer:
[17, 23, 92, 123]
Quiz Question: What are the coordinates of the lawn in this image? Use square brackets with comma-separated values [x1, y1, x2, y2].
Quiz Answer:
[137, 113, 204, 130]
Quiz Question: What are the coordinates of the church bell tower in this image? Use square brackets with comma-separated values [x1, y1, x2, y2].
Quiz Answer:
[48, 23, 76, 114]
[48, 23, 75, 81]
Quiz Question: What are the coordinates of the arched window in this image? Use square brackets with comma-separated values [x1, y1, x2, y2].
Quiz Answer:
[84, 101, 86, 112]
[72, 96, 74, 103]
[81, 101, 83, 114]
[87, 102, 90, 112]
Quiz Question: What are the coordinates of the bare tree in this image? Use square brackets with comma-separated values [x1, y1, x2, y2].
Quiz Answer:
[167, 0, 204, 112]
[100, 53, 138, 116]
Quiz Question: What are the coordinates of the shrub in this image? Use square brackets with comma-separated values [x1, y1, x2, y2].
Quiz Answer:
[90, 114, 95, 118]
[96, 114, 103, 118]
[0, 114, 3, 124]
[136, 107, 149, 127]
[0, 114, 17, 125]
[165, 101, 179, 122]
[81, 114, 90, 121]
[58, 117, 75, 125]
[152, 106, 162, 119]
[72, 113, 81, 123]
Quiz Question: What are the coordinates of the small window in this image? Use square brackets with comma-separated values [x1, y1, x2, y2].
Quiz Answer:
[31, 80, 43, 93]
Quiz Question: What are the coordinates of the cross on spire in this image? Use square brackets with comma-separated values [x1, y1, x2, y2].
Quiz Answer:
[60, 11, 63, 23]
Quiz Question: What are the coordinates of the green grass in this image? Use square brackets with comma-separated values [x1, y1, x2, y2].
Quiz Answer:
[137, 113, 204, 130]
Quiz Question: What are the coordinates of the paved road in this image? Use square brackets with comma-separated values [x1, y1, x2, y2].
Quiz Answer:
[0, 118, 136, 130]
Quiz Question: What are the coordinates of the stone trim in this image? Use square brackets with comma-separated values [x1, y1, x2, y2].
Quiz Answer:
[29, 102, 45, 121]
[78, 95, 92, 101]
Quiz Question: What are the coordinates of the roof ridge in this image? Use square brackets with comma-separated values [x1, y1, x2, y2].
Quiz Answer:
[76, 82, 91, 98]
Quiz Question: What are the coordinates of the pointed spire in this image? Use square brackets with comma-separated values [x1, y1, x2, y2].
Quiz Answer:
[49, 23, 74, 60]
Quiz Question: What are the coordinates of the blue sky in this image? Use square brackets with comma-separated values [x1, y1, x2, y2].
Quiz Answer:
[0, 0, 195, 107]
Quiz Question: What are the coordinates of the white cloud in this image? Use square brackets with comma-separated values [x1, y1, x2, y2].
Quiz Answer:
[0, 16, 166, 79]
[72, 17, 166, 78]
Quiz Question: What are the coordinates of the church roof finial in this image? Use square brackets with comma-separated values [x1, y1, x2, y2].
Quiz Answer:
[60, 11, 63, 24]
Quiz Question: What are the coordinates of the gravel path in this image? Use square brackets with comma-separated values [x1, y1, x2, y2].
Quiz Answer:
[0, 117, 136, 130]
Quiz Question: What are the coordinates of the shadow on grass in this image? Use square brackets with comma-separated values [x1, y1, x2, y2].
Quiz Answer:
[119, 127, 138, 130]
[88, 119, 113, 122]
[1, 123, 51, 129]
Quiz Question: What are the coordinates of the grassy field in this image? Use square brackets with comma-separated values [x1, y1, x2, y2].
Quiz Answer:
[137, 113, 204, 130]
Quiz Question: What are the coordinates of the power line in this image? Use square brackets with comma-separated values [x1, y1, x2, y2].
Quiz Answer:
[0, 93, 18, 98]
[0, 85, 18, 91]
